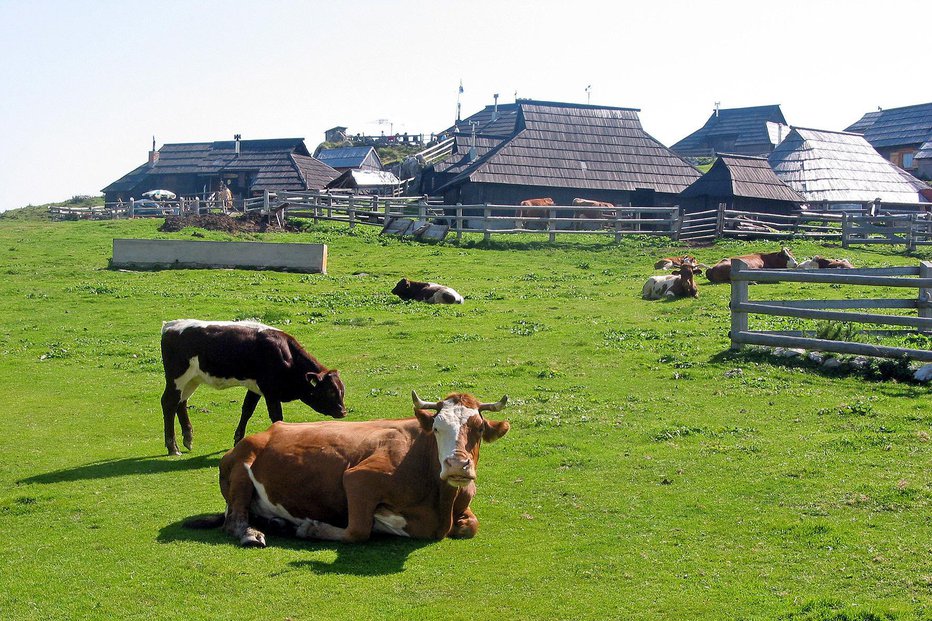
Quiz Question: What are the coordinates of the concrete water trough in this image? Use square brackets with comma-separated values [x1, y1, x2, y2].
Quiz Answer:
[111, 239, 327, 273]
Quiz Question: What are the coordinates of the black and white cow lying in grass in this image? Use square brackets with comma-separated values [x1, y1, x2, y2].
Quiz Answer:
[642, 264, 702, 300]
[391, 278, 464, 304]
[159, 319, 347, 456]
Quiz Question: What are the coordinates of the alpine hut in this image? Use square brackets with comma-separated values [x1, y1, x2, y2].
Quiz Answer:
[426, 100, 701, 207]
[767, 127, 924, 208]
[671, 104, 790, 159]
[844, 102, 932, 178]
[102, 137, 338, 204]
[678, 154, 804, 215]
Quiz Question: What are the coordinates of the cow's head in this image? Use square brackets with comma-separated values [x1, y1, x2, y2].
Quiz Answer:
[780, 247, 798, 268]
[676, 265, 701, 297]
[412, 391, 510, 488]
[391, 278, 412, 297]
[301, 369, 347, 418]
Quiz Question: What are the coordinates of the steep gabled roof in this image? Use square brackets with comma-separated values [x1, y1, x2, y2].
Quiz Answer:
[916, 140, 932, 161]
[853, 102, 932, 148]
[768, 127, 921, 203]
[671, 105, 788, 158]
[444, 103, 521, 138]
[680, 154, 804, 203]
[844, 110, 881, 134]
[435, 100, 700, 195]
[102, 138, 338, 194]
[315, 146, 382, 170]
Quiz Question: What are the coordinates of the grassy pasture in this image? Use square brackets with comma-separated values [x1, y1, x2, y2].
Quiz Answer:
[0, 218, 930, 620]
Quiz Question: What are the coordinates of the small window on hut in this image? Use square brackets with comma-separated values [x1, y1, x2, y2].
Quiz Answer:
[903, 153, 914, 169]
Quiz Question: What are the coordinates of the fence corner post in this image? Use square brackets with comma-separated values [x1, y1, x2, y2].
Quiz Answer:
[920, 261, 932, 333]
[729, 259, 749, 350]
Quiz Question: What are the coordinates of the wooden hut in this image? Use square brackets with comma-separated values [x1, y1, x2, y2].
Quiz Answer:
[678, 154, 804, 214]
[768, 127, 923, 206]
[102, 138, 338, 203]
[428, 100, 700, 206]
[844, 102, 932, 175]
[671, 105, 789, 159]
[315, 146, 383, 172]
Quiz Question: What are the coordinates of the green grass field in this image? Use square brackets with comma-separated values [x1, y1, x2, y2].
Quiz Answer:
[1, 217, 930, 620]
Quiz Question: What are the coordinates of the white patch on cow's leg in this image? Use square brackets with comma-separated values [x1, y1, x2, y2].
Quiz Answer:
[296, 519, 349, 541]
[373, 509, 410, 537]
[245, 465, 301, 524]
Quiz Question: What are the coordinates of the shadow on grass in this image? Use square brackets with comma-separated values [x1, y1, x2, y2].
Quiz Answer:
[18, 451, 224, 485]
[158, 515, 431, 576]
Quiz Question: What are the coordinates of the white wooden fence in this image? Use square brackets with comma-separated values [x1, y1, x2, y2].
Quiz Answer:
[729, 259, 932, 362]
[841, 212, 932, 250]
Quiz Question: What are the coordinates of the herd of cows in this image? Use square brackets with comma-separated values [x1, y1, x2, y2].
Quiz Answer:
[642, 247, 854, 300]
[162, 249, 855, 547]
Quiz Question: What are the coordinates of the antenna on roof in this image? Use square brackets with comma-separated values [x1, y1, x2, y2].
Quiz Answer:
[714, 101, 720, 117]
[585, 85, 592, 105]
[456, 79, 464, 122]
[492, 93, 499, 121]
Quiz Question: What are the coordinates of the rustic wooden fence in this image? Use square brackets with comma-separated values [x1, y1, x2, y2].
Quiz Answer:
[841, 212, 932, 250]
[678, 204, 844, 243]
[241, 191, 682, 241]
[729, 259, 932, 363]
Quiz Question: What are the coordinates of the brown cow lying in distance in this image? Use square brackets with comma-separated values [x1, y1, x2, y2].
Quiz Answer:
[654, 255, 700, 270]
[798, 256, 855, 269]
[392, 278, 464, 304]
[185, 391, 510, 546]
[706, 247, 798, 283]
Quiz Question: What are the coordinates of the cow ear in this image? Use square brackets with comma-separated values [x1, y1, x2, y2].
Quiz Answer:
[482, 420, 510, 443]
[306, 371, 326, 387]
[414, 408, 435, 431]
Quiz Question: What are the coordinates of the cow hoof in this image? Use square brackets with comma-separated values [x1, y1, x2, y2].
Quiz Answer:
[183, 435, 193, 451]
[167, 446, 182, 456]
[240, 529, 266, 548]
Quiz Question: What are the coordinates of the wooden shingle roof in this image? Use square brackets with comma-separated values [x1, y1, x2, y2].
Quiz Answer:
[768, 128, 921, 203]
[102, 138, 338, 194]
[671, 105, 788, 158]
[435, 100, 700, 195]
[680, 154, 804, 203]
[849, 102, 932, 148]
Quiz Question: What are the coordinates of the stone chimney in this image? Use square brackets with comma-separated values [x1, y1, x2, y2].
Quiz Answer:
[148, 136, 159, 165]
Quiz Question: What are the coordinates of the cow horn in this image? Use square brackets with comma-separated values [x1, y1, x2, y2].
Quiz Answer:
[411, 390, 441, 410]
[478, 395, 508, 412]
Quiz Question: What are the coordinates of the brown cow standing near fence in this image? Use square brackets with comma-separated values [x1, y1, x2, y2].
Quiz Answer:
[706, 247, 798, 283]
[518, 198, 554, 230]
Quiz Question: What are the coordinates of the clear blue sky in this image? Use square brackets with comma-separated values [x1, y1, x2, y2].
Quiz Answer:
[0, 0, 928, 211]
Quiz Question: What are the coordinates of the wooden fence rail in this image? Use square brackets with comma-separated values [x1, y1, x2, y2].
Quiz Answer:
[729, 259, 932, 363]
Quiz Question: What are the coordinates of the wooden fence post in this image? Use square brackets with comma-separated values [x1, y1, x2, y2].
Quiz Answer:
[129, 198, 135, 218]
[907, 214, 917, 252]
[716, 202, 725, 237]
[841, 212, 849, 249]
[920, 261, 932, 333]
[456, 206, 463, 241]
[483, 205, 491, 242]
[730, 259, 749, 350]
[614, 209, 622, 243]
[548, 208, 556, 243]
[348, 196, 356, 229]
[672, 206, 682, 241]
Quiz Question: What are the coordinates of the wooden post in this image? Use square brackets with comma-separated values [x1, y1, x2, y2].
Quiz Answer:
[841, 212, 849, 249]
[456, 206, 463, 241]
[348, 196, 356, 229]
[129, 198, 135, 218]
[548, 208, 556, 243]
[907, 214, 917, 252]
[263, 190, 270, 215]
[920, 261, 932, 333]
[672, 206, 682, 241]
[483, 205, 491, 242]
[716, 202, 725, 238]
[614, 209, 622, 243]
[730, 259, 749, 350]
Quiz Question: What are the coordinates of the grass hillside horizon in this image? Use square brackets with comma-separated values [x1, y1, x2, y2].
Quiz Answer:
[0, 217, 929, 620]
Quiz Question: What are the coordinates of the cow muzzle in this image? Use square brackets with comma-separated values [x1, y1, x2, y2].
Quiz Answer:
[441, 454, 476, 487]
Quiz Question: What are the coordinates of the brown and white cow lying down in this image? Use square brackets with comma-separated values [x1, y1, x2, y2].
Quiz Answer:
[705, 247, 798, 283]
[392, 278, 464, 304]
[160, 320, 347, 456]
[642, 264, 702, 299]
[186, 391, 510, 546]
[654, 255, 700, 270]
[798, 256, 855, 269]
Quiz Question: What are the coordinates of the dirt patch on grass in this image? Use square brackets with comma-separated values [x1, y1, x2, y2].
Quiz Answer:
[159, 212, 302, 234]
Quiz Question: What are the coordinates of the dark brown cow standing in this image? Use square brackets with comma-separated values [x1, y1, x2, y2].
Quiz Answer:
[160, 320, 346, 456]
[185, 391, 509, 546]
[706, 247, 798, 283]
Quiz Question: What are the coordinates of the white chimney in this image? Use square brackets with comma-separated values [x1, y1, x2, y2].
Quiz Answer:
[234, 133, 241, 156]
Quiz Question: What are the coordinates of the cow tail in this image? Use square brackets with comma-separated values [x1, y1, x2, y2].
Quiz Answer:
[182, 513, 225, 529]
